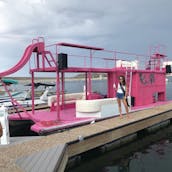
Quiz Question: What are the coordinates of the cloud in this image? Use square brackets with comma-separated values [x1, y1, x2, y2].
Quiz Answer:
[0, 0, 172, 76]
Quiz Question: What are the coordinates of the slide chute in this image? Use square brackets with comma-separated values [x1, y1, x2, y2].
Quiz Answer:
[0, 42, 44, 77]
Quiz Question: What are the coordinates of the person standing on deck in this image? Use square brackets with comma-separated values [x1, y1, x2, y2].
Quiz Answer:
[114, 76, 129, 118]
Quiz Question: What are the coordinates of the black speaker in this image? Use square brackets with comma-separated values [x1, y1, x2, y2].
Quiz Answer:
[131, 96, 135, 107]
[166, 65, 171, 73]
[58, 53, 68, 70]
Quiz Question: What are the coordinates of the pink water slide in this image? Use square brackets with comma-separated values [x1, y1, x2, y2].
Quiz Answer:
[0, 42, 44, 77]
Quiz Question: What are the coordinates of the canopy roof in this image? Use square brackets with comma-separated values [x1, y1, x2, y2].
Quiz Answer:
[57, 42, 104, 50]
[1, 78, 18, 85]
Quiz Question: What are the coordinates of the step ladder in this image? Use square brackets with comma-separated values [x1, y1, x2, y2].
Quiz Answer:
[36, 51, 57, 69]
[125, 65, 133, 97]
[44, 51, 57, 67]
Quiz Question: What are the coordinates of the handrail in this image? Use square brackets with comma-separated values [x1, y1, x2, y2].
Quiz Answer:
[38, 37, 44, 43]
[32, 37, 45, 44]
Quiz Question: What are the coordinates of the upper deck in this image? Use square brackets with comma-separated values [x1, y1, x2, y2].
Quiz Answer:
[29, 39, 167, 74]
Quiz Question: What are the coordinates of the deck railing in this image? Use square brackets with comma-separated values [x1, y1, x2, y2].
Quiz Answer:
[45, 44, 151, 71]
[28, 41, 166, 72]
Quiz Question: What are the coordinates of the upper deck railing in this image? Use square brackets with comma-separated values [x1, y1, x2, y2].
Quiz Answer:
[29, 39, 167, 72]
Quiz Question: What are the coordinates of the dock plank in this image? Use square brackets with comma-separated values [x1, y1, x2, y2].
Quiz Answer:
[16, 144, 66, 172]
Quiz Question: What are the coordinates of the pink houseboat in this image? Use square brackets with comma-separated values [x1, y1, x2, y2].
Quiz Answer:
[0, 37, 169, 135]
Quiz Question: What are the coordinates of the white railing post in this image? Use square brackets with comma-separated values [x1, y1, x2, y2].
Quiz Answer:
[0, 106, 10, 145]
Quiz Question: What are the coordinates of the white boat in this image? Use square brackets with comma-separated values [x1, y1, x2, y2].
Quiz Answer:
[0, 82, 55, 110]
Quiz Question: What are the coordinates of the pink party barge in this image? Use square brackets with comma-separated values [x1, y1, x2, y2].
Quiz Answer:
[0, 37, 169, 135]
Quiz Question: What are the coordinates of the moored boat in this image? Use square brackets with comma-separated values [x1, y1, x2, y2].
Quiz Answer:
[0, 37, 170, 135]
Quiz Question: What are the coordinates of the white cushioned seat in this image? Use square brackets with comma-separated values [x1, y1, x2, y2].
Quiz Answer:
[48, 92, 85, 107]
[76, 97, 130, 118]
[76, 98, 117, 113]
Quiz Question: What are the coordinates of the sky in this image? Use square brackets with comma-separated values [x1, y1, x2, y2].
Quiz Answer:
[0, 0, 172, 76]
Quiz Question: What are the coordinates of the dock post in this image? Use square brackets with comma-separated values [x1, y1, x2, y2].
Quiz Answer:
[56, 70, 60, 120]
[0, 106, 10, 145]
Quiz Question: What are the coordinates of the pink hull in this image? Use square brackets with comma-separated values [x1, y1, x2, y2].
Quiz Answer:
[9, 107, 95, 134]
[8, 100, 172, 134]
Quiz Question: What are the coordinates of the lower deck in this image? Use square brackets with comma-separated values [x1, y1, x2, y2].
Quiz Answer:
[8, 100, 172, 135]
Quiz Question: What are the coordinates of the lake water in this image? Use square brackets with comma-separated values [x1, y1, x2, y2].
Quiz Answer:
[65, 123, 172, 172]
[10, 79, 107, 95]
[65, 81, 172, 172]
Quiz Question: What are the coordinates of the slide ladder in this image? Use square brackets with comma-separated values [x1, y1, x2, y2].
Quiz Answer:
[43, 51, 57, 68]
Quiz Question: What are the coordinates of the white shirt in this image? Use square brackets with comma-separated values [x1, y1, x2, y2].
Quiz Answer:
[114, 83, 126, 94]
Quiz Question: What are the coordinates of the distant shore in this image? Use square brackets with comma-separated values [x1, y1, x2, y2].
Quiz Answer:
[4, 76, 107, 84]
[4, 74, 170, 84]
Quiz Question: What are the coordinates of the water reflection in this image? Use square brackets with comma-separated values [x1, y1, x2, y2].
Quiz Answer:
[102, 138, 172, 172]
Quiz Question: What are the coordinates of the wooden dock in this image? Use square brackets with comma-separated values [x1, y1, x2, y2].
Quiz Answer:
[1, 102, 172, 172]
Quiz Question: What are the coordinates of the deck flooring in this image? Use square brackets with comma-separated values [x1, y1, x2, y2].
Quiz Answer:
[0, 102, 172, 172]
